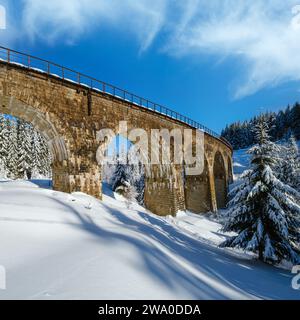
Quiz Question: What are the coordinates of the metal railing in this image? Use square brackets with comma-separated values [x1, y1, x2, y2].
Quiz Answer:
[0, 45, 232, 150]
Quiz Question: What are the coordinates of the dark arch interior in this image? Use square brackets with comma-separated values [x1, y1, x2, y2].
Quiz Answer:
[213, 151, 227, 209]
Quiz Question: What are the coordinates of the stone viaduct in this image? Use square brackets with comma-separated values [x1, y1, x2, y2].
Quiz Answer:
[0, 47, 233, 216]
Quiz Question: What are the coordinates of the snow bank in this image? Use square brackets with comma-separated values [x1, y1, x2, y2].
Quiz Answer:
[0, 180, 298, 300]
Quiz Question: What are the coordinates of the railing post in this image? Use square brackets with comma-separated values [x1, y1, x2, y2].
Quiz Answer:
[78, 73, 80, 84]
[47, 62, 50, 74]
[62, 67, 64, 80]
[7, 49, 10, 63]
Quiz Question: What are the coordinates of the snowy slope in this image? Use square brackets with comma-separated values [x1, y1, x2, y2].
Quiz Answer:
[0, 180, 298, 300]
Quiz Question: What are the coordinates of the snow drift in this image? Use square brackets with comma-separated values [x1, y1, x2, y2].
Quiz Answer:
[0, 180, 298, 299]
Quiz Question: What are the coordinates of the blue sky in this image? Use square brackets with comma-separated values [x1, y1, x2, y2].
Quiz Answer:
[1, 0, 300, 133]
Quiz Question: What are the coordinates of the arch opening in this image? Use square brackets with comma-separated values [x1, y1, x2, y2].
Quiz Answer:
[213, 151, 227, 209]
[0, 96, 70, 192]
[0, 113, 52, 182]
[101, 134, 145, 205]
[0, 96, 69, 163]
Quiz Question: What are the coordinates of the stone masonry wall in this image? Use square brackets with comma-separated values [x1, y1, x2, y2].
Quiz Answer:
[0, 62, 232, 215]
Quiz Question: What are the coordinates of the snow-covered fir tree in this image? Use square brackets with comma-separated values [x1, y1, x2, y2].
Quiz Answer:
[23, 123, 35, 179]
[0, 114, 52, 179]
[0, 114, 8, 173]
[0, 158, 7, 179]
[106, 145, 145, 204]
[111, 159, 129, 192]
[221, 120, 300, 265]
[126, 147, 145, 204]
[6, 119, 19, 179]
[277, 131, 300, 191]
[35, 132, 52, 178]
[15, 119, 30, 179]
[30, 130, 42, 178]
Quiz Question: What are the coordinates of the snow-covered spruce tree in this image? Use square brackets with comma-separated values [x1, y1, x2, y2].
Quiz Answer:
[36, 133, 52, 178]
[27, 127, 38, 178]
[23, 123, 35, 179]
[109, 147, 145, 204]
[277, 131, 300, 191]
[111, 159, 129, 192]
[31, 130, 42, 178]
[6, 119, 19, 179]
[221, 121, 300, 265]
[0, 158, 7, 179]
[28, 129, 52, 179]
[133, 162, 145, 205]
[0, 116, 12, 176]
[15, 119, 30, 179]
[19, 120, 34, 179]
[111, 160, 138, 203]
[126, 148, 145, 204]
[0, 114, 8, 173]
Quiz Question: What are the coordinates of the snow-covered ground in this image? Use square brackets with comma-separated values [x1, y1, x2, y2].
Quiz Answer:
[0, 180, 299, 300]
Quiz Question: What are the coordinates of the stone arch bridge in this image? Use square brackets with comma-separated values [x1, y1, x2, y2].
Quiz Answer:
[0, 46, 233, 216]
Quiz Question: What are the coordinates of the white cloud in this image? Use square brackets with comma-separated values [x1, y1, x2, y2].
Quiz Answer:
[3, 0, 300, 99]
[164, 0, 300, 99]
[21, 0, 167, 50]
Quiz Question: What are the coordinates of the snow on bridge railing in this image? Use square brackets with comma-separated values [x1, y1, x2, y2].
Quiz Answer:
[0, 46, 232, 150]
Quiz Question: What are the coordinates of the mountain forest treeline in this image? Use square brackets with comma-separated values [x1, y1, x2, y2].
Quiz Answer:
[221, 102, 300, 150]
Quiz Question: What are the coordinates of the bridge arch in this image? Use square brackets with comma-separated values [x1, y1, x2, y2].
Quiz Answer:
[213, 151, 227, 209]
[0, 96, 69, 162]
[0, 95, 72, 192]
